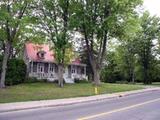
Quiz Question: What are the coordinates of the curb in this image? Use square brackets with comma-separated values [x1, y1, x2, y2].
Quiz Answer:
[0, 87, 159, 113]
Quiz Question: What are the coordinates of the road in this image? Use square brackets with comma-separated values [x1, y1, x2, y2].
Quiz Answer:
[0, 90, 160, 120]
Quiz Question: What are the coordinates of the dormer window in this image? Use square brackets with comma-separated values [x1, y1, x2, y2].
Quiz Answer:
[41, 53, 44, 58]
[37, 50, 46, 59]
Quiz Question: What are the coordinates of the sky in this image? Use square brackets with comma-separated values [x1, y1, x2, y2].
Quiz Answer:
[143, 0, 160, 16]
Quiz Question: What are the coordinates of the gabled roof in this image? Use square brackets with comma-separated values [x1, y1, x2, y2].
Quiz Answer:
[25, 42, 83, 65]
[25, 42, 55, 62]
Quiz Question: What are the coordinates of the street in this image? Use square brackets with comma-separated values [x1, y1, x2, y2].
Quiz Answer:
[0, 90, 160, 120]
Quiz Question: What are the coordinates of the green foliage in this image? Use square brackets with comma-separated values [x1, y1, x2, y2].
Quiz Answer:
[101, 12, 160, 84]
[70, 0, 142, 85]
[70, 0, 142, 39]
[74, 78, 89, 83]
[36, 0, 72, 64]
[135, 12, 160, 84]
[0, 0, 39, 58]
[0, 57, 26, 86]
[6, 59, 26, 86]
[24, 77, 38, 83]
[101, 52, 126, 83]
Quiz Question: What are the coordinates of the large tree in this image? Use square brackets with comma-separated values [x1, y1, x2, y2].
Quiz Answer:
[0, 0, 33, 88]
[36, 0, 72, 87]
[136, 12, 160, 84]
[71, 0, 142, 85]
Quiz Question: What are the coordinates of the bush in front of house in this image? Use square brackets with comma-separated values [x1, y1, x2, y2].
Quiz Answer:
[74, 78, 89, 83]
[0, 58, 26, 86]
[24, 77, 38, 83]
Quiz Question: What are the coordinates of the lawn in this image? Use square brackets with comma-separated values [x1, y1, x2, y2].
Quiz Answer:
[0, 82, 144, 103]
[151, 82, 160, 86]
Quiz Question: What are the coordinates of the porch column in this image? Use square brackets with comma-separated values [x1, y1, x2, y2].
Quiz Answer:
[37, 62, 39, 73]
[48, 63, 50, 72]
[31, 61, 33, 73]
[84, 66, 86, 75]
[75, 66, 77, 74]
[48, 63, 50, 77]
[71, 65, 73, 78]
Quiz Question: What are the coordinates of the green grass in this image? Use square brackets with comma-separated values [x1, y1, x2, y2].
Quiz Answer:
[134, 82, 160, 87]
[0, 82, 144, 103]
[151, 82, 160, 86]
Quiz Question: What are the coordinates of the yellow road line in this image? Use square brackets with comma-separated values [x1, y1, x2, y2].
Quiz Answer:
[78, 98, 160, 120]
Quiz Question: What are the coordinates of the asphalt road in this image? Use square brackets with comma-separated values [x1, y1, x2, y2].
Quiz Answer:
[0, 90, 160, 120]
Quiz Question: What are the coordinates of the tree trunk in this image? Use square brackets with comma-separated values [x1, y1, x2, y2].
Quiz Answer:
[58, 64, 64, 87]
[129, 66, 135, 83]
[143, 65, 151, 84]
[9, 44, 14, 59]
[132, 71, 135, 83]
[0, 41, 11, 88]
[93, 69, 100, 86]
[92, 62, 101, 86]
[143, 68, 147, 84]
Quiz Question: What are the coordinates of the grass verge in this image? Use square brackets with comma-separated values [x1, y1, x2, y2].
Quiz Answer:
[0, 82, 144, 103]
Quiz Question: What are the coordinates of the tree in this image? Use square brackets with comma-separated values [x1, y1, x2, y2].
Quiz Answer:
[36, 0, 72, 87]
[116, 41, 139, 83]
[71, 0, 142, 85]
[0, 0, 33, 88]
[136, 12, 160, 84]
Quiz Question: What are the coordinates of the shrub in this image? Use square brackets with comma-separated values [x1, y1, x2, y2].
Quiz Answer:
[24, 77, 38, 83]
[101, 68, 124, 83]
[6, 59, 26, 85]
[0, 57, 26, 86]
[116, 80, 128, 84]
[74, 78, 89, 83]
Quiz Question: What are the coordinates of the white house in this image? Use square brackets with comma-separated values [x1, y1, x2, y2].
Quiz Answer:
[23, 42, 87, 83]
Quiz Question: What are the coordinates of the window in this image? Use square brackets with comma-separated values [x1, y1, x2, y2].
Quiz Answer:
[29, 62, 32, 72]
[50, 64, 54, 72]
[55, 65, 58, 73]
[38, 63, 44, 73]
[40, 53, 44, 58]
[81, 67, 85, 74]
[77, 66, 81, 74]
[72, 66, 76, 73]
[72, 69, 75, 73]
[33, 62, 37, 72]
[37, 51, 46, 59]
[44, 63, 48, 73]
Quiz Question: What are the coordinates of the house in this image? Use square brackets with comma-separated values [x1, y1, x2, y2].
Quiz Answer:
[23, 42, 87, 83]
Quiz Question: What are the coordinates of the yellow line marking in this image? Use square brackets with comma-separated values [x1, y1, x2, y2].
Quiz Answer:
[78, 98, 160, 120]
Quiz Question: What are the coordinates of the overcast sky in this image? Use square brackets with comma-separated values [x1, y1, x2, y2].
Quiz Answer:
[143, 0, 160, 16]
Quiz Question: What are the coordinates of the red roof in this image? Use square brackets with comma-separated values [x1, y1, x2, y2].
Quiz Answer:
[25, 42, 55, 62]
[72, 58, 81, 64]
[25, 42, 82, 64]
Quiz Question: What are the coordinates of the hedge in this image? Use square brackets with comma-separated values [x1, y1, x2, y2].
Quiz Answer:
[0, 56, 26, 86]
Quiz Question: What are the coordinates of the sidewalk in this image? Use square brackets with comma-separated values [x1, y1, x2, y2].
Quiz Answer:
[0, 87, 160, 113]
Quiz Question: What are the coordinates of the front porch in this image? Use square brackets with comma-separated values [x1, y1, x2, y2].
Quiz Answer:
[28, 61, 87, 82]
[28, 62, 58, 80]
